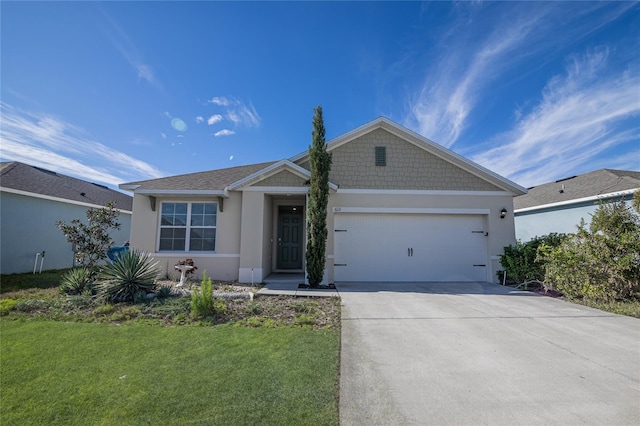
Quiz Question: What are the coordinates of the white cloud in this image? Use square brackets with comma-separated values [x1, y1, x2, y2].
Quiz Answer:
[99, 9, 160, 87]
[402, 2, 636, 149]
[214, 129, 235, 137]
[207, 114, 223, 125]
[160, 132, 167, 139]
[0, 103, 164, 186]
[208, 96, 230, 106]
[206, 96, 261, 128]
[469, 49, 640, 187]
[195, 116, 204, 123]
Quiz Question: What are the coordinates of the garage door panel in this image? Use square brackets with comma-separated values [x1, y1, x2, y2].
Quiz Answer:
[334, 213, 487, 282]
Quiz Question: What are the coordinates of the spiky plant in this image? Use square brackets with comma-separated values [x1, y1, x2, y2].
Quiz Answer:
[59, 267, 94, 295]
[98, 250, 159, 303]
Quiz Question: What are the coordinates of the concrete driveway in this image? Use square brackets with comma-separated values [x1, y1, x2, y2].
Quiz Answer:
[338, 282, 640, 425]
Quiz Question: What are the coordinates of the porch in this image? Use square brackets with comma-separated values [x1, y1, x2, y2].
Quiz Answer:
[258, 273, 339, 297]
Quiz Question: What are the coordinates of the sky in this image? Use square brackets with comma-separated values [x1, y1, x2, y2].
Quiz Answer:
[1, 1, 639, 190]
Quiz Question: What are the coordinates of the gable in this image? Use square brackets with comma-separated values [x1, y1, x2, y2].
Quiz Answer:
[250, 170, 308, 187]
[299, 128, 502, 191]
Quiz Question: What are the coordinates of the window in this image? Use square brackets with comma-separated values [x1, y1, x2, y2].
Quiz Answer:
[159, 202, 217, 251]
[375, 146, 386, 166]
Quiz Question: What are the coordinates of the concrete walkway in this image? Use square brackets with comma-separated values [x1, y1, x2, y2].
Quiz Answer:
[338, 281, 640, 426]
[257, 273, 339, 297]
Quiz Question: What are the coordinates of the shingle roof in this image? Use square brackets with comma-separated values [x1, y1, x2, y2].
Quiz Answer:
[0, 161, 133, 211]
[514, 169, 640, 210]
[121, 161, 277, 191]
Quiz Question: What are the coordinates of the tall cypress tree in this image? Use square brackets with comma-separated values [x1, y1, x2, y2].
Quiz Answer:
[306, 106, 332, 287]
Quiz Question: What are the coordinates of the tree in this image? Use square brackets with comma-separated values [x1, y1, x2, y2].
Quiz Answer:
[57, 201, 122, 272]
[539, 198, 640, 301]
[306, 106, 332, 288]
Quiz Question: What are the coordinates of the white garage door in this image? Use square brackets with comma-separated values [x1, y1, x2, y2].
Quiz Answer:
[334, 213, 488, 282]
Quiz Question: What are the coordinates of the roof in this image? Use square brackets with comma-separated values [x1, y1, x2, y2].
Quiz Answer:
[290, 116, 527, 195]
[120, 161, 277, 192]
[514, 169, 640, 211]
[121, 117, 526, 196]
[0, 161, 133, 211]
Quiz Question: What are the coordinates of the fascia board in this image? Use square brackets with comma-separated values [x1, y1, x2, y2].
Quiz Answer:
[515, 188, 638, 213]
[227, 160, 311, 190]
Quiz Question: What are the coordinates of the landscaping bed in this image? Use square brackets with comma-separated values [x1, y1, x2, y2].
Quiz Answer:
[1, 279, 340, 329]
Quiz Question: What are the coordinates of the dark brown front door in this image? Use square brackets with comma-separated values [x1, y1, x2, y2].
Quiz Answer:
[277, 207, 303, 270]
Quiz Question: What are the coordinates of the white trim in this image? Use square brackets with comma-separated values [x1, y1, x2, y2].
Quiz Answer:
[0, 187, 132, 213]
[228, 160, 310, 190]
[333, 207, 490, 215]
[151, 253, 240, 258]
[336, 188, 513, 196]
[135, 189, 226, 196]
[515, 188, 637, 214]
[242, 186, 310, 193]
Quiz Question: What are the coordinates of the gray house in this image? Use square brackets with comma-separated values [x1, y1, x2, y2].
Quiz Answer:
[514, 169, 640, 242]
[0, 162, 133, 274]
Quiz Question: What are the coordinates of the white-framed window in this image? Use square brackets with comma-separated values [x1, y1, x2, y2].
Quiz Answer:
[158, 202, 217, 252]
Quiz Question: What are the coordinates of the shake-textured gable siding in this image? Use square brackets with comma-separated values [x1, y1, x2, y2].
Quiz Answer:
[301, 128, 501, 191]
[250, 170, 307, 187]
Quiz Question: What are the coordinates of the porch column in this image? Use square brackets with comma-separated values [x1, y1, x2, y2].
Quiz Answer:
[238, 191, 265, 283]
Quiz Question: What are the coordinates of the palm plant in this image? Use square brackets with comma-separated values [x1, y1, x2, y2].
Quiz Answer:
[59, 267, 94, 295]
[98, 250, 159, 302]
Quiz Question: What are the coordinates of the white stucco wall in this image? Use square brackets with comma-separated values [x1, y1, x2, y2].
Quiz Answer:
[0, 192, 131, 274]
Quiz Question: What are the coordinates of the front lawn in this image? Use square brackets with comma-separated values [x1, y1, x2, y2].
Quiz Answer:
[1, 320, 340, 425]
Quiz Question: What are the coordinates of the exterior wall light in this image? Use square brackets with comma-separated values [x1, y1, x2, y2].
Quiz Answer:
[500, 208, 507, 219]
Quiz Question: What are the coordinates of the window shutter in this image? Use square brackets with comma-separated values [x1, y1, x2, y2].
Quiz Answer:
[375, 146, 386, 166]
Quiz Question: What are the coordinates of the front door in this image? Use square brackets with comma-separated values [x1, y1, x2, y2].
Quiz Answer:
[277, 207, 304, 270]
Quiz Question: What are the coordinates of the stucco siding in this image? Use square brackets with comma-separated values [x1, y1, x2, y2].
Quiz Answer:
[128, 192, 243, 281]
[324, 129, 501, 190]
[0, 192, 131, 274]
[252, 170, 307, 187]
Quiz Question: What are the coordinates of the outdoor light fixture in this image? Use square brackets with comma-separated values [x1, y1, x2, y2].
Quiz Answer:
[500, 208, 508, 219]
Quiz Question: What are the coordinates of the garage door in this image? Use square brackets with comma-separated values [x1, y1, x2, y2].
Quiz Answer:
[334, 213, 488, 282]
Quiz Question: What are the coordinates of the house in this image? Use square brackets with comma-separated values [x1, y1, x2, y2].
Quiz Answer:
[514, 169, 640, 242]
[120, 117, 527, 284]
[0, 162, 133, 274]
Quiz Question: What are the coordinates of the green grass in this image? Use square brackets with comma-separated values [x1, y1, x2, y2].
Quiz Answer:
[569, 298, 640, 318]
[1, 320, 340, 425]
[1, 269, 72, 293]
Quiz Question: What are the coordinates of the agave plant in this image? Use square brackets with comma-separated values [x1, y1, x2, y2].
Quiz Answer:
[98, 250, 159, 302]
[59, 267, 94, 295]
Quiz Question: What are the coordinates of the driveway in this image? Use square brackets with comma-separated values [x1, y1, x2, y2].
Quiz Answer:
[338, 282, 640, 425]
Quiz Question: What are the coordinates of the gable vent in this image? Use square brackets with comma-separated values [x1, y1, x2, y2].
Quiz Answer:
[375, 146, 386, 166]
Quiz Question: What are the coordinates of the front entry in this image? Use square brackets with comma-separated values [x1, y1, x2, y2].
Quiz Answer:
[276, 206, 304, 270]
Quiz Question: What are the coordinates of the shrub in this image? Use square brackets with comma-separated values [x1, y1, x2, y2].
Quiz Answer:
[59, 267, 94, 296]
[0, 299, 17, 315]
[155, 286, 173, 299]
[539, 199, 640, 302]
[97, 250, 159, 303]
[190, 272, 227, 319]
[499, 233, 566, 283]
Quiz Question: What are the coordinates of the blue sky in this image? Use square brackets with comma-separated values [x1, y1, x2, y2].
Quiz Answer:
[1, 1, 639, 189]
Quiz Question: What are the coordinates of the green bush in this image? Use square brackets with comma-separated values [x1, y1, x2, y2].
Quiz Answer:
[97, 250, 159, 303]
[539, 199, 640, 302]
[0, 299, 17, 315]
[190, 272, 227, 319]
[499, 233, 566, 283]
[59, 267, 94, 296]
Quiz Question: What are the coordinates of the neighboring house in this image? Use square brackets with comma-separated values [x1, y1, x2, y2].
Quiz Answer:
[514, 169, 640, 242]
[120, 117, 526, 284]
[0, 162, 133, 274]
